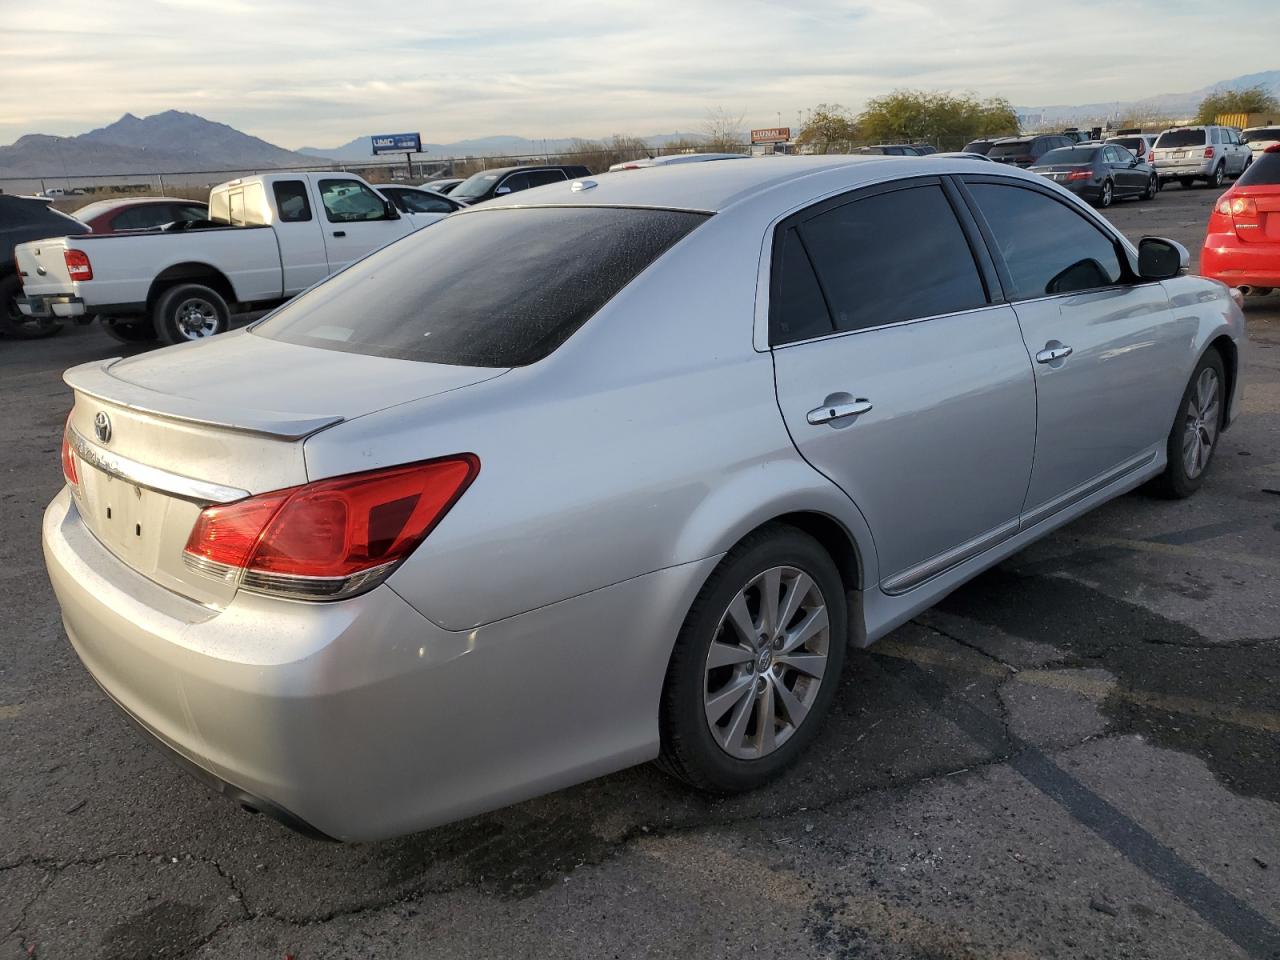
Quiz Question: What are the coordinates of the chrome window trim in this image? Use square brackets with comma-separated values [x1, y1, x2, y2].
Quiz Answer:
[69, 427, 250, 505]
[769, 301, 1012, 351]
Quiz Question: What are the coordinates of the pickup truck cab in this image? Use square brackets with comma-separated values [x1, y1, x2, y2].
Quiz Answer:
[16, 172, 414, 344]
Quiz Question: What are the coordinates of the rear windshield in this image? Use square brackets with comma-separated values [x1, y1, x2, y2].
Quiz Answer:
[254, 206, 708, 366]
[1242, 128, 1280, 143]
[987, 140, 1032, 157]
[1037, 147, 1098, 165]
[1236, 152, 1280, 187]
[1155, 129, 1206, 148]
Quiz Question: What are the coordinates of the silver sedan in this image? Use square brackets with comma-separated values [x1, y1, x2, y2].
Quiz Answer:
[44, 156, 1245, 840]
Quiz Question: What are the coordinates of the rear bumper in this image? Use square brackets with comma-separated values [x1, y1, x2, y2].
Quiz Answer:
[43, 486, 709, 840]
[17, 294, 85, 318]
[1202, 234, 1280, 288]
[1155, 159, 1213, 179]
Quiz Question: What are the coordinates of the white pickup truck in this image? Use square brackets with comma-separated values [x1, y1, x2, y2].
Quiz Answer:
[15, 172, 421, 343]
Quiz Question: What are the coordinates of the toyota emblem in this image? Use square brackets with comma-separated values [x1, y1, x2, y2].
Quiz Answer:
[93, 411, 112, 444]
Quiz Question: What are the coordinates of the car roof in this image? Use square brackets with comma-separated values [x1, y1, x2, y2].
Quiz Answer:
[464, 165, 581, 177]
[73, 196, 205, 219]
[470, 154, 1043, 215]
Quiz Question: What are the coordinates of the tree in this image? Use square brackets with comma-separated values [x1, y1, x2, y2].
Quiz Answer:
[796, 104, 858, 153]
[1195, 85, 1279, 124]
[858, 90, 1018, 149]
[702, 106, 746, 152]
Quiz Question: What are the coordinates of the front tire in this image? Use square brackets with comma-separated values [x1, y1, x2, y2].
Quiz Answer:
[657, 524, 847, 793]
[1142, 174, 1158, 201]
[1207, 163, 1225, 188]
[1152, 350, 1226, 499]
[153, 283, 229, 345]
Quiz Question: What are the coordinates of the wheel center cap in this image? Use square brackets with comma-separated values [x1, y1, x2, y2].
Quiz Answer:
[757, 649, 773, 672]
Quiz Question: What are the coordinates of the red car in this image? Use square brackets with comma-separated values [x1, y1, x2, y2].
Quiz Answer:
[71, 196, 207, 233]
[1202, 144, 1280, 295]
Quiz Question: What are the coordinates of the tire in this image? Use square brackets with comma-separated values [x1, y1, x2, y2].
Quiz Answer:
[153, 283, 229, 345]
[1152, 350, 1226, 499]
[100, 316, 159, 344]
[1096, 179, 1114, 208]
[1142, 174, 1158, 201]
[1179, 178, 1194, 189]
[0, 274, 61, 340]
[1207, 163, 1225, 188]
[656, 524, 848, 793]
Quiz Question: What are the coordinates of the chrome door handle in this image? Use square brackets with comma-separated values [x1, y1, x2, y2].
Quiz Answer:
[807, 398, 873, 425]
[1035, 344, 1073, 364]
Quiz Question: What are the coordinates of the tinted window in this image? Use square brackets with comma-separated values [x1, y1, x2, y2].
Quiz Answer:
[770, 228, 833, 345]
[968, 183, 1124, 299]
[1156, 129, 1207, 148]
[255, 207, 707, 366]
[962, 140, 994, 154]
[173, 204, 207, 222]
[273, 181, 312, 222]
[528, 170, 568, 187]
[1038, 147, 1097, 165]
[1108, 138, 1145, 155]
[1242, 128, 1280, 143]
[1237, 151, 1280, 186]
[112, 205, 177, 230]
[451, 172, 501, 199]
[389, 189, 454, 214]
[499, 173, 530, 193]
[797, 184, 987, 334]
[319, 180, 387, 222]
[988, 140, 1032, 158]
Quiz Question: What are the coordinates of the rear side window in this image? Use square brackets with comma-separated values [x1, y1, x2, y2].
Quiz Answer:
[254, 207, 707, 366]
[1156, 129, 1206, 148]
[1237, 151, 1280, 186]
[273, 181, 312, 222]
[770, 228, 834, 345]
[794, 184, 987, 335]
[968, 183, 1123, 299]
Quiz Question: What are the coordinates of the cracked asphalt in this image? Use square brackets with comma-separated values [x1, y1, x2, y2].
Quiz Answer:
[2, 186, 1279, 959]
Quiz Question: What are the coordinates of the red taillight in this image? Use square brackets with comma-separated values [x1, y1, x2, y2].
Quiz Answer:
[61, 415, 79, 488]
[64, 249, 92, 281]
[1148, 150, 1155, 163]
[1217, 194, 1259, 218]
[1204, 147, 1215, 159]
[182, 456, 479, 600]
[1066, 170, 1091, 182]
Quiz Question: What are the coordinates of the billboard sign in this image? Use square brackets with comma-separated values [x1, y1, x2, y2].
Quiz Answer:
[751, 127, 791, 144]
[371, 133, 423, 155]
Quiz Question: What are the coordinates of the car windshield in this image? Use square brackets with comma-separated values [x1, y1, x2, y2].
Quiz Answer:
[1242, 128, 1280, 143]
[987, 141, 1031, 157]
[1037, 147, 1098, 165]
[1236, 151, 1280, 186]
[254, 206, 708, 367]
[1156, 129, 1207, 148]
[451, 172, 504, 199]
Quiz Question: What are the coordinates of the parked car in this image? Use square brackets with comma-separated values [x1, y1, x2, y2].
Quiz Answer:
[15, 172, 413, 344]
[929, 151, 995, 162]
[449, 164, 592, 205]
[1241, 126, 1280, 156]
[1201, 143, 1280, 297]
[0, 195, 90, 338]
[910, 144, 937, 155]
[373, 185, 463, 228]
[43, 156, 1243, 842]
[1061, 128, 1093, 144]
[854, 144, 924, 156]
[1104, 134, 1158, 166]
[421, 177, 463, 195]
[1152, 125, 1252, 188]
[961, 139, 999, 155]
[1029, 144, 1158, 207]
[607, 152, 747, 172]
[987, 135, 1074, 167]
[73, 197, 208, 233]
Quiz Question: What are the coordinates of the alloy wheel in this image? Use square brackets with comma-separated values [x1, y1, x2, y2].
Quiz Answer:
[174, 297, 220, 339]
[1182, 366, 1220, 479]
[702, 565, 830, 760]
[1100, 180, 1113, 207]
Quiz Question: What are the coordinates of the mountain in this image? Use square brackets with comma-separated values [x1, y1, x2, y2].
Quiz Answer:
[299, 131, 705, 161]
[0, 111, 327, 178]
[1016, 70, 1280, 126]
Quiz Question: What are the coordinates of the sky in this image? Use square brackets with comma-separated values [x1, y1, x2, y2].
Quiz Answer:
[1, 0, 1277, 149]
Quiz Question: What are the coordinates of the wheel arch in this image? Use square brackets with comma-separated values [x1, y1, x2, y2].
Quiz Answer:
[1208, 332, 1239, 425]
[146, 263, 236, 314]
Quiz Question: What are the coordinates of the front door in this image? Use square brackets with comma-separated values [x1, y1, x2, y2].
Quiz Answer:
[961, 178, 1183, 522]
[769, 179, 1037, 593]
[315, 177, 412, 273]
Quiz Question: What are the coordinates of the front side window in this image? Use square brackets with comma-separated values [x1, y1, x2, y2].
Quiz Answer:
[272, 181, 312, 222]
[255, 207, 707, 367]
[793, 183, 987, 335]
[968, 182, 1124, 299]
[499, 173, 530, 193]
[319, 180, 388, 223]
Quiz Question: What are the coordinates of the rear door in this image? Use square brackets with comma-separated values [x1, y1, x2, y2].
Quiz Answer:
[959, 176, 1184, 525]
[314, 176, 412, 272]
[1103, 145, 1143, 195]
[770, 178, 1037, 593]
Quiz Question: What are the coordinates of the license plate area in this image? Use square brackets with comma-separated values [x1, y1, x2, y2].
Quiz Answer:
[78, 466, 173, 571]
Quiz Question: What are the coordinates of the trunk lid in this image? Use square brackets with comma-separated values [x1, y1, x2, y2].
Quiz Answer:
[1228, 186, 1280, 243]
[64, 331, 507, 606]
[15, 237, 75, 296]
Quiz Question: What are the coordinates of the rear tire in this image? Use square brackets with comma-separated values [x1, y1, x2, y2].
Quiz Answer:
[153, 283, 229, 345]
[657, 524, 847, 793]
[1152, 350, 1226, 499]
[1096, 179, 1114, 208]
[1207, 163, 1225, 188]
[101, 317, 159, 344]
[0, 274, 60, 339]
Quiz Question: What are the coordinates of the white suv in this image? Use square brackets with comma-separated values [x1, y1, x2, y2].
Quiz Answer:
[1152, 125, 1252, 188]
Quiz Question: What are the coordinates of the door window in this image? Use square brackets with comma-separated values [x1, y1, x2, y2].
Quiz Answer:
[393, 189, 455, 213]
[499, 173, 530, 193]
[968, 182, 1124, 299]
[784, 183, 987, 338]
[272, 180, 312, 222]
[319, 180, 389, 222]
[770, 228, 835, 345]
[525, 170, 568, 187]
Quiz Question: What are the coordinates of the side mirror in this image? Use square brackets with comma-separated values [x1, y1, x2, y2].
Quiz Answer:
[382, 198, 400, 220]
[1137, 237, 1189, 280]
[1129, 157, 1140, 167]
[494, 186, 512, 195]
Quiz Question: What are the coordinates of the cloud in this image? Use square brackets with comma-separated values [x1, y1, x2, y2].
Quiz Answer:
[0, 0, 1275, 147]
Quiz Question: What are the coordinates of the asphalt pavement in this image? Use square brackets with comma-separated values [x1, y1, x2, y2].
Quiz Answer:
[2, 183, 1278, 960]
